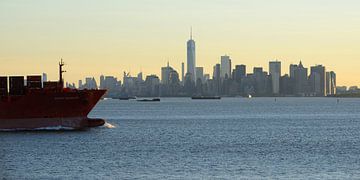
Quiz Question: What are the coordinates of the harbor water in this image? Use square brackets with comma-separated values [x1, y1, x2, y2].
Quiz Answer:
[1, 97, 360, 179]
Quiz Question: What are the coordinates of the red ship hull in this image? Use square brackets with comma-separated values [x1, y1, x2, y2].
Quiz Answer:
[0, 89, 106, 130]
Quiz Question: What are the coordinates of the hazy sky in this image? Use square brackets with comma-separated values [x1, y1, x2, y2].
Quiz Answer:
[1, 0, 359, 86]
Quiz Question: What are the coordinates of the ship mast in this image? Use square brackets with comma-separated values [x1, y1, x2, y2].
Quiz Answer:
[59, 59, 66, 87]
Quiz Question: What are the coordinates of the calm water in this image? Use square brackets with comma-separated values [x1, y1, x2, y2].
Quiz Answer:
[1, 98, 360, 179]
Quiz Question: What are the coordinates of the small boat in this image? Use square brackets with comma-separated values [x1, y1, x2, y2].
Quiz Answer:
[119, 97, 130, 100]
[137, 98, 160, 102]
[191, 96, 221, 100]
[117, 96, 137, 100]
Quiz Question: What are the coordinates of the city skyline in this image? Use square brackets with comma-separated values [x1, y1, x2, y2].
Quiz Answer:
[74, 57, 338, 98]
[1, 0, 360, 86]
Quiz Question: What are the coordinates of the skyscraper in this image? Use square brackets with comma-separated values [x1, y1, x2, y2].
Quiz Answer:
[100, 75, 105, 89]
[196, 67, 204, 83]
[181, 62, 185, 84]
[269, 61, 281, 95]
[213, 64, 221, 95]
[220, 55, 231, 79]
[325, 71, 336, 96]
[161, 62, 174, 85]
[253, 67, 267, 95]
[42, 73, 47, 88]
[78, 80, 83, 89]
[309, 65, 326, 96]
[213, 64, 221, 80]
[137, 72, 143, 82]
[187, 29, 196, 82]
[42, 73, 47, 82]
[233, 65, 246, 82]
[289, 64, 298, 78]
[329, 71, 336, 95]
[294, 61, 308, 96]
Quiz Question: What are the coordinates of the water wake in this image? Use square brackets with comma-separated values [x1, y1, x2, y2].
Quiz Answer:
[104, 122, 116, 129]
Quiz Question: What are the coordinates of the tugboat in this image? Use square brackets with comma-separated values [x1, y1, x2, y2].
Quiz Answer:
[0, 60, 106, 130]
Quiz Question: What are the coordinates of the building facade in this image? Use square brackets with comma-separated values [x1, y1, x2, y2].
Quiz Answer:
[269, 61, 281, 95]
[220, 55, 231, 79]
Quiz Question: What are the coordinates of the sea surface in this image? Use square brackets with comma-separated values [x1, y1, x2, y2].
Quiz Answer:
[1, 97, 360, 179]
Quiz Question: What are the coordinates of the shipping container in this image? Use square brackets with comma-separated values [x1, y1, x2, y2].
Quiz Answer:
[44, 81, 60, 89]
[0, 76, 8, 96]
[27, 75, 41, 82]
[9, 76, 25, 95]
[27, 75, 42, 88]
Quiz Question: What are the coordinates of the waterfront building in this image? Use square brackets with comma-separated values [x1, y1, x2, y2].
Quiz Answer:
[269, 61, 281, 95]
[326, 71, 336, 95]
[293, 61, 308, 96]
[309, 65, 326, 96]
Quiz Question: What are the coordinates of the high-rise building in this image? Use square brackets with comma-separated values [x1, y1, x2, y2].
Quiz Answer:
[123, 72, 137, 89]
[289, 64, 298, 78]
[42, 73, 47, 82]
[326, 71, 336, 95]
[100, 75, 105, 89]
[326, 72, 330, 95]
[78, 80, 83, 89]
[42, 73, 47, 88]
[161, 62, 174, 85]
[253, 67, 263, 74]
[103, 76, 119, 91]
[213, 64, 221, 80]
[330, 71, 336, 95]
[84, 77, 98, 89]
[196, 67, 204, 83]
[187, 29, 196, 82]
[137, 72, 143, 82]
[220, 55, 231, 79]
[145, 75, 160, 97]
[253, 67, 267, 95]
[181, 62, 185, 84]
[233, 65, 246, 82]
[294, 61, 308, 96]
[269, 61, 281, 94]
[213, 64, 221, 95]
[204, 74, 210, 82]
[309, 65, 326, 96]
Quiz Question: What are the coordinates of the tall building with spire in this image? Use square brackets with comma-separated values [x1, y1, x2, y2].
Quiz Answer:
[187, 28, 196, 82]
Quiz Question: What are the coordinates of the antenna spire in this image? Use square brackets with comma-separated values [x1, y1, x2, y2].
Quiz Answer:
[190, 26, 192, 39]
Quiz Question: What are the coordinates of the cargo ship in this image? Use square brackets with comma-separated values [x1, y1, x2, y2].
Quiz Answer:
[0, 60, 106, 130]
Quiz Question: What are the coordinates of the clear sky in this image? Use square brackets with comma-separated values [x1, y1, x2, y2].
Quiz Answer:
[0, 0, 359, 86]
